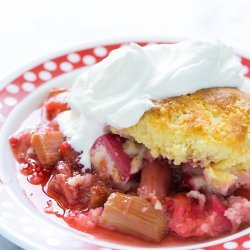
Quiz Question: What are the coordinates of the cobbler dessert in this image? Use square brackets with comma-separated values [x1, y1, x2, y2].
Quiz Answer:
[9, 40, 250, 244]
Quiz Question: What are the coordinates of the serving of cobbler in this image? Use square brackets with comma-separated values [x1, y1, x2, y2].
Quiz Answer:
[9, 41, 250, 245]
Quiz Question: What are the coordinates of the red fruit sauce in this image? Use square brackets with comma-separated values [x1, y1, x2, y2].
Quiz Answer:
[12, 105, 249, 248]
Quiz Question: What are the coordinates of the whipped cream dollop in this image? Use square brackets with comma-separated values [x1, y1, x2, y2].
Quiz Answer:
[57, 40, 244, 168]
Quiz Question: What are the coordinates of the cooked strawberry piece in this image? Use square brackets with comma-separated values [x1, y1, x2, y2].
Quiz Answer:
[46, 161, 95, 209]
[47, 173, 80, 208]
[20, 158, 52, 185]
[31, 131, 64, 165]
[43, 88, 69, 121]
[206, 195, 233, 234]
[207, 195, 226, 214]
[165, 193, 232, 238]
[64, 207, 103, 231]
[48, 88, 67, 98]
[60, 141, 82, 170]
[9, 129, 34, 163]
[225, 196, 250, 231]
[46, 120, 60, 131]
[90, 134, 132, 186]
[55, 160, 73, 177]
[138, 160, 172, 200]
[45, 100, 69, 120]
[47, 173, 94, 209]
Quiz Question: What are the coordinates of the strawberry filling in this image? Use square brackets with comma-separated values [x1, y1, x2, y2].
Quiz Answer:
[165, 193, 232, 238]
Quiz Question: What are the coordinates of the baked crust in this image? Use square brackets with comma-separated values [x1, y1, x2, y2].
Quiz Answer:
[119, 88, 250, 192]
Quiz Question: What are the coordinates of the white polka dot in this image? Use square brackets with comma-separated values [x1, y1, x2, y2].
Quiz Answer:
[4, 97, 17, 106]
[242, 241, 250, 249]
[223, 241, 238, 249]
[94, 47, 108, 57]
[39, 71, 52, 81]
[0, 102, 2, 109]
[2, 212, 14, 219]
[242, 65, 249, 75]
[0, 114, 5, 123]
[46, 238, 61, 247]
[22, 226, 36, 234]
[6, 84, 20, 94]
[22, 82, 35, 92]
[1, 201, 13, 208]
[67, 53, 81, 63]
[44, 61, 57, 71]
[60, 62, 73, 72]
[23, 72, 37, 82]
[19, 217, 32, 224]
[82, 55, 96, 65]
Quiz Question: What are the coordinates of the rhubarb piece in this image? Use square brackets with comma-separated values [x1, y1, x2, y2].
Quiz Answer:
[9, 129, 34, 163]
[90, 134, 132, 186]
[88, 185, 112, 208]
[100, 193, 166, 242]
[138, 161, 172, 199]
[31, 131, 64, 165]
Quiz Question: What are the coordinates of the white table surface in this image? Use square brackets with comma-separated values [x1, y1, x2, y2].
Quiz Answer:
[0, 0, 250, 249]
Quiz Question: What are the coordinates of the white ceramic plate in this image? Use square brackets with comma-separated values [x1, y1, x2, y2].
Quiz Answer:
[0, 39, 250, 250]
